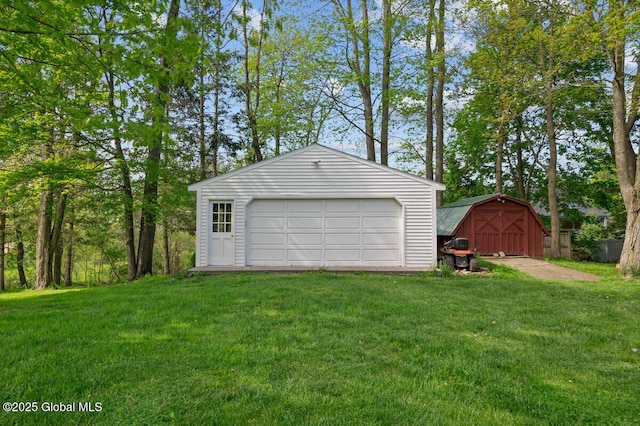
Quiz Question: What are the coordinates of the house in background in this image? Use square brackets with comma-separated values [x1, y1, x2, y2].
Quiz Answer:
[437, 193, 549, 259]
[188, 144, 446, 270]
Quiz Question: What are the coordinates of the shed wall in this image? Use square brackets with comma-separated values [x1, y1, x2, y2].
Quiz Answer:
[454, 199, 545, 259]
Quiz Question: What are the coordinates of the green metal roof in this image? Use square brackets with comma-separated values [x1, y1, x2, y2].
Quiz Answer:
[437, 193, 499, 236]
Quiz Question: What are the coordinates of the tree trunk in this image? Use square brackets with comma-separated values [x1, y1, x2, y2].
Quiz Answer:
[50, 189, 67, 285]
[104, 10, 137, 281]
[0, 211, 5, 291]
[515, 117, 526, 199]
[212, 62, 221, 176]
[16, 225, 27, 287]
[211, 4, 224, 177]
[360, 0, 375, 162]
[198, 63, 208, 180]
[544, 79, 561, 258]
[425, 0, 435, 180]
[65, 213, 74, 286]
[136, 112, 163, 278]
[610, 18, 640, 275]
[619, 194, 640, 273]
[434, 0, 445, 206]
[380, 0, 392, 166]
[53, 240, 63, 286]
[331, 0, 375, 162]
[163, 223, 171, 275]
[35, 189, 53, 290]
[136, 0, 180, 279]
[495, 119, 504, 195]
[242, 0, 265, 163]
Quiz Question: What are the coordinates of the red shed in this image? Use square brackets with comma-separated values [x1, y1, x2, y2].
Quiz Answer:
[437, 194, 549, 259]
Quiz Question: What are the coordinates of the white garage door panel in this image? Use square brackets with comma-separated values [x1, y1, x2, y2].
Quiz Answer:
[363, 232, 398, 245]
[289, 217, 322, 229]
[326, 200, 359, 212]
[364, 249, 399, 261]
[288, 249, 323, 261]
[326, 233, 360, 244]
[252, 233, 285, 245]
[326, 217, 360, 229]
[288, 233, 323, 245]
[251, 249, 285, 261]
[364, 216, 393, 229]
[325, 249, 360, 261]
[248, 199, 401, 266]
[251, 217, 285, 230]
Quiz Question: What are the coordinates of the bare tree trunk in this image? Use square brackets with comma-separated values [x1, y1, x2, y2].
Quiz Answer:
[136, 0, 180, 279]
[35, 189, 53, 290]
[546, 128, 561, 259]
[425, 0, 435, 180]
[495, 121, 504, 195]
[210, 3, 224, 177]
[611, 37, 640, 275]
[163, 223, 171, 275]
[199, 63, 208, 179]
[53, 240, 63, 286]
[65, 211, 74, 286]
[543, 85, 561, 258]
[332, 0, 376, 162]
[514, 116, 526, 199]
[242, 0, 265, 163]
[0, 211, 5, 291]
[50, 189, 67, 285]
[114, 129, 137, 281]
[15, 225, 27, 287]
[380, 0, 392, 166]
[360, 0, 375, 162]
[434, 0, 445, 206]
[104, 8, 137, 281]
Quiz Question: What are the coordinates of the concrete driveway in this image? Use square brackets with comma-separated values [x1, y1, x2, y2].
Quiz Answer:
[487, 257, 600, 281]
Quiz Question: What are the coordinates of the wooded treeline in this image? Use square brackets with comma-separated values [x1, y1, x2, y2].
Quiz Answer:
[0, 0, 639, 289]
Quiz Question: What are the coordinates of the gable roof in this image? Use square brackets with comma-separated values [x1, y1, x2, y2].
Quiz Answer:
[437, 193, 549, 236]
[188, 143, 446, 191]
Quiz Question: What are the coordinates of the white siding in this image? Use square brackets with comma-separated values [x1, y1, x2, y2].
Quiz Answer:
[190, 144, 443, 268]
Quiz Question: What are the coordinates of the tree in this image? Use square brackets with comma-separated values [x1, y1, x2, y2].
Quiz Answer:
[0, 209, 5, 291]
[330, 0, 376, 162]
[136, 0, 182, 278]
[584, 0, 640, 275]
[462, 0, 606, 257]
[238, 0, 278, 163]
[257, 15, 333, 154]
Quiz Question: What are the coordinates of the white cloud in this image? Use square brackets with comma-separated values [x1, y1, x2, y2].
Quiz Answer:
[233, 4, 263, 31]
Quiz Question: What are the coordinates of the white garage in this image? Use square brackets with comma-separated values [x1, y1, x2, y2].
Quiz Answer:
[247, 199, 401, 266]
[188, 144, 445, 271]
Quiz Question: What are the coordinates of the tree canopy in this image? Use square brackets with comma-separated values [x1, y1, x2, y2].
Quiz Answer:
[1, 0, 638, 287]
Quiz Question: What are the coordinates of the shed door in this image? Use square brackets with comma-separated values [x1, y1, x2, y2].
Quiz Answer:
[474, 207, 525, 255]
[247, 199, 401, 266]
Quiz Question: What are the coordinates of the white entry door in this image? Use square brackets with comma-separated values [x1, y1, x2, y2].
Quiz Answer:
[208, 201, 234, 266]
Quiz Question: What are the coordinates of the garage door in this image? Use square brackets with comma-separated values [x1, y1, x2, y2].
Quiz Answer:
[248, 199, 401, 266]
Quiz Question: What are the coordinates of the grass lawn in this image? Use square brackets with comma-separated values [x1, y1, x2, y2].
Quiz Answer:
[1, 268, 639, 425]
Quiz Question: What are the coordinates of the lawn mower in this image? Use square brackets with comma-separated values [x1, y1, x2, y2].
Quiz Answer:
[440, 237, 479, 272]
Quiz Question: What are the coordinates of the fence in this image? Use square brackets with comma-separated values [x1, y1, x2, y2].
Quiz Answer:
[544, 230, 572, 258]
[595, 240, 624, 263]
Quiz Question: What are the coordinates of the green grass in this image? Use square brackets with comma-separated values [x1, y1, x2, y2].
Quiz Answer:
[547, 258, 621, 279]
[1, 271, 639, 425]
